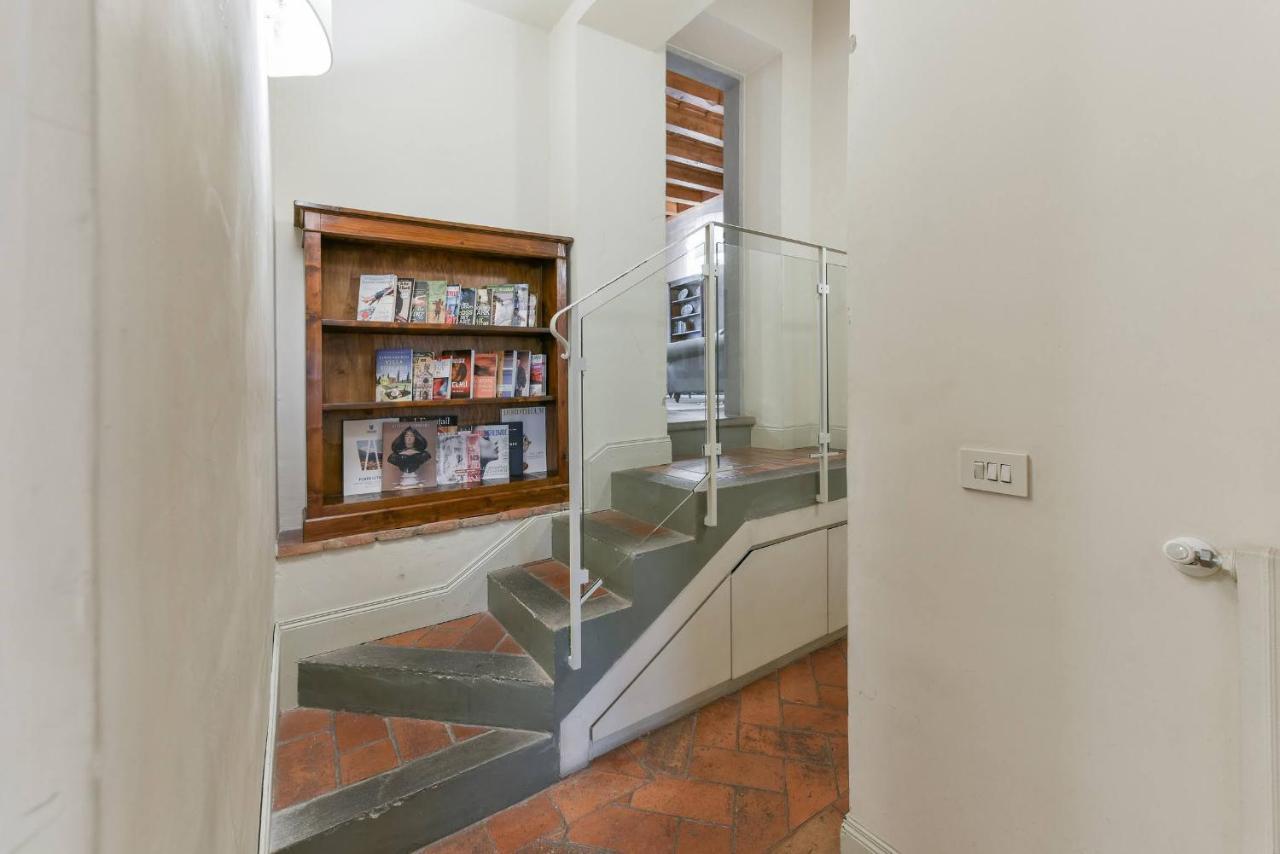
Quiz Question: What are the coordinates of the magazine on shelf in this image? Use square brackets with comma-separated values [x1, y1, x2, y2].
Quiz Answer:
[411, 351, 434, 401]
[476, 425, 511, 480]
[512, 285, 529, 327]
[474, 288, 492, 325]
[444, 349, 474, 399]
[356, 273, 398, 322]
[457, 288, 477, 325]
[523, 292, 538, 327]
[395, 277, 414, 322]
[437, 428, 482, 485]
[381, 421, 438, 491]
[431, 358, 452, 399]
[498, 351, 516, 398]
[444, 284, 461, 325]
[426, 281, 449, 324]
[341, 418, 398, 495]
[513, 350, 531, 397]
[501, 406, 547, 475]
[491, 285, 516, 326]
[374, 348, 413, 401]
[472, 352, 498, 398]
[529, 354, 545, 396]
[409, 280, 430, 322]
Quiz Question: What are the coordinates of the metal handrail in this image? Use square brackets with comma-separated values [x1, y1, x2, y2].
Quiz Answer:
[548, 222, 846, 358]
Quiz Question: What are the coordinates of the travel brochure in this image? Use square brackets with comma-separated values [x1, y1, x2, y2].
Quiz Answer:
[357, 274, 538, 327]
[375, 348, 544, 402]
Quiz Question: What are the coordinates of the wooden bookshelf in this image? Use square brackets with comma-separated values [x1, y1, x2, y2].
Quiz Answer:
[295, 202, 572, 541]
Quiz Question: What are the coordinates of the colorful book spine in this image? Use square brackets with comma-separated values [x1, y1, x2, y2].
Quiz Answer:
[529, 353, 545, 396]
[395, 277, 414, 322]
[474, 288, 492, 325]
[444, 284, 461, 325]
[458, 288, 477, 325]
[444, 349, 474, 399]
[472, 351, 498, 398]
[409, 280, 430, 322]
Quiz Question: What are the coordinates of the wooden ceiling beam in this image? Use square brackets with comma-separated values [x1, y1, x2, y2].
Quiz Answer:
[666, 131, 724, 169]
[666, 95, 723, 140]
[666, 70, 724, 106]
[666, 160, 724, 192]
[666, 182, 717, 204]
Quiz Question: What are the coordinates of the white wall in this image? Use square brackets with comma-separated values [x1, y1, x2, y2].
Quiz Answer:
[1, 1, 97, 850]
[271, 0, 552, 533]
[846, 0, 1280, 850]
[94, 0, 276, 850]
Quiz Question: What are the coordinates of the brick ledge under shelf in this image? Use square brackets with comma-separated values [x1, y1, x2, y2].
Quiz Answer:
[277, 501, 568, 559]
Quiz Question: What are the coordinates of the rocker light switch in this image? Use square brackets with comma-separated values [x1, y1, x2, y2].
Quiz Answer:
[959, 448, 1030, 498]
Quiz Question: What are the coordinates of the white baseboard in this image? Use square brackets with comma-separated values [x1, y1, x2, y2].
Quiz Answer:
[274, 514, 553, 708]
[584, 435, 672, 511]
[841, 815, 900, 854]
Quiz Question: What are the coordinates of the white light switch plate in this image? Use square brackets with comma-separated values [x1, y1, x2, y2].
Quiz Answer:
[959, 448, 1029, 497]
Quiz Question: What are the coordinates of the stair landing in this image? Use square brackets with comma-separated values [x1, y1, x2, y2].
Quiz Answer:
[273, 708, 492, 813]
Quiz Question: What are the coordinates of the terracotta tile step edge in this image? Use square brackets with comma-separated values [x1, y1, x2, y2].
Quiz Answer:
[277, 502, 569, 559]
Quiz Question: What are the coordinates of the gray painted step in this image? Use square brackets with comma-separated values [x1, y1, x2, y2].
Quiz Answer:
[667, 415, 755, 458]
[550, 511, 695, 598]
[609, 467, 706, 534]
[487, 563, 631, 677]
[270, 727, 557, 854]
[298, 646, 554, 731]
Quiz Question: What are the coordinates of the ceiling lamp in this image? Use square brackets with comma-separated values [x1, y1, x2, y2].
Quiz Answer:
[260, 0, 333, 78]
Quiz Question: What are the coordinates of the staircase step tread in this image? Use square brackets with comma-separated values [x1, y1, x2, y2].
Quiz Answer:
[305, 644, 553, 686]
[580, 510, 694, 555]
[270, 727, 551, 852]
[492, 562, 631, 631]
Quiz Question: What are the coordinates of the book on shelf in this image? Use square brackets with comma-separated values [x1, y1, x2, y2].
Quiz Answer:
[444, 349, 474, 399]
[476, 425, 511, 480]
[501, 407, 547, 475]
[457, 288, 477, 325]
[513, 350, 532, 397]
[474, 288, 492, 325]
[341, 418, 398, 496]
[444, 284, 461, 325]
[529, 354, 545, 396]
[411, 351, 434, 401]
[505, 420, 525, 479]
[498, 351, 516, 398]
[431, 358, 452, 399]
[426, 281, 449, 324]
[472, 351, 498, 398]
[491, 285, 516, 326]
[437, 427, 482, 485]
[356, 273, 398, 322]
[381, 421, 438, 492]
[395, 277, 414, 322]
[524, 293, 538, 327]
[512, 285, 529, 327]
[409, 280, 430, 322]
[374, 348, 414, 401]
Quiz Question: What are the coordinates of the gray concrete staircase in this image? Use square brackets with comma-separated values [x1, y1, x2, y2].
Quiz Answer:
[272, 449, 845, 854]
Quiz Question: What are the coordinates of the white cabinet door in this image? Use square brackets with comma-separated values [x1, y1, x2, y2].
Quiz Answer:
[592, 578, 731, 743]
[828, 524, 848, 632]
[731, 530, 828, 678]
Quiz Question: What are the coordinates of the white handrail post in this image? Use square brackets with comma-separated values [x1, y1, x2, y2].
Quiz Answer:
[703, 223, 720, 527]
[817, 246, 831, 503]
[567, 311, 585, 670]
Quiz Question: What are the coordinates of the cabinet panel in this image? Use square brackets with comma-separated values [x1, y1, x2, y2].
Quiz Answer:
[828, 524, 848, 632]
[731, 530, 828, 678]
[592, 579, 731, 742]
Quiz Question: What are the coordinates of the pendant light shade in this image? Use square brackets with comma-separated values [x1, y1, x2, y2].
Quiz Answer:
[260, 0, 333, 78]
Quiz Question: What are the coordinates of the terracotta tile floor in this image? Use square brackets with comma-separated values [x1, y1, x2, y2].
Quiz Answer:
[272, 708, 491, 812]
[419, 637, 849, 854]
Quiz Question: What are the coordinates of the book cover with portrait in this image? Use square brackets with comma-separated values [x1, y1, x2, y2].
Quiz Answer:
[380, 421, 438, 491]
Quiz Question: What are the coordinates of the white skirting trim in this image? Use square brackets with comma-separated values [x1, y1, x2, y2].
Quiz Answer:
[841, 815, 900, 854]
[1237, 546, 1280, 854]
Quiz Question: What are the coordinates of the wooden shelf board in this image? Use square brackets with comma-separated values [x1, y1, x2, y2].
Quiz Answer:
[319, 472, 557, 514]
[323, 319, 552, 337]
[323, 395, 556, 413]
[672, 310, 702, 320]
[670, 294, 702, 304]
